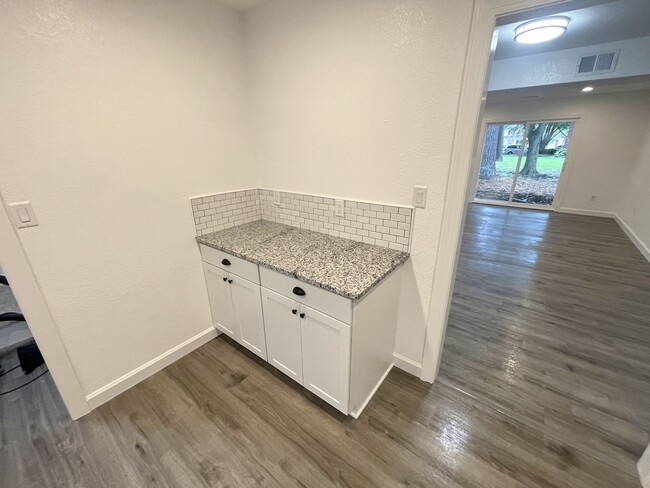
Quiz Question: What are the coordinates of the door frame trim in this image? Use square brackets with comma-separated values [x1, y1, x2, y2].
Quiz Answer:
[419, 0, 578, 382]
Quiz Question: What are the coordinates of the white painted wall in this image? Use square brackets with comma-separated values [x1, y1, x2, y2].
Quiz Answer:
[489, 36, 650, 91]
[482, 90, 650, 214]
[617, 114, 650, 257]
[0, 0, 253, 394]
[244, 0, 474, 366]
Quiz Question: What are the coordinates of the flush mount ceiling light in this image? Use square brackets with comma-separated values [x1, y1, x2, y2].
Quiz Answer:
[514, 16, 569, 44]
[582, 86, 594, 92]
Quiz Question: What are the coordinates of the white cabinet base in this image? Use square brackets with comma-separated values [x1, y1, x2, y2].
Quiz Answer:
[349, 267, 402, 417]
[349, 363, 393, 419]
[301, 307, 350, 414]
[202, 248, 404, 418]
[203, 263, 237, 338]
[203, 262, 267, 361]
[261, 288, 303, 383]
[231, 276, 267, 361]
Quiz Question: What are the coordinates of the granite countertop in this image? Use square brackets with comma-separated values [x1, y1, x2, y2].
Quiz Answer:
[196, 220, 409, 300]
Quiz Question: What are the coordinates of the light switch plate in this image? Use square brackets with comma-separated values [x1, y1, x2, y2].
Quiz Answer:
[8, 201, 39, 229]
[413, 186, 428, 209]
[335, 199, 345, 217]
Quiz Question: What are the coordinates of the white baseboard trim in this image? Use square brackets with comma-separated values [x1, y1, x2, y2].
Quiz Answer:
[350, 363, 393, 419]
[393, 353, 422, 377]
[86, 327, 219, 410]
[614, 214, 650, 263]
[556, 207, 616, 218]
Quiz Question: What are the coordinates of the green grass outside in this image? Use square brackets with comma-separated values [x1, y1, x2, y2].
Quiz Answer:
[495, 154, 565, 177]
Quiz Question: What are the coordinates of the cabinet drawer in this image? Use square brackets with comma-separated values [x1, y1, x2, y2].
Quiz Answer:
[259, 267, 351, 324]
[200, 245, 259, 284]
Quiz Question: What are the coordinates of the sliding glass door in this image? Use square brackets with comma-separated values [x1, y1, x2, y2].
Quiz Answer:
[474, 120, 575, 208]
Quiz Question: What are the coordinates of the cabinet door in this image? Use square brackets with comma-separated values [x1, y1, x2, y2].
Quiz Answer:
[203, 263, 237, 339]
[301, 306, 350, 414]
[230, 275, 267, 361]
[261, 288, 303, 383]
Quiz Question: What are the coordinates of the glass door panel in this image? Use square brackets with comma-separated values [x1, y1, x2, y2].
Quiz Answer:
[475, 123, 525, 202]
[512, 121, 575, 206]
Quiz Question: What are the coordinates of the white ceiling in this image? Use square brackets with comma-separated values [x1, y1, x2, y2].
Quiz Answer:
[213, 0, 269, 10]
[495, 0, 650, 60]
[486, 74, 650, 102]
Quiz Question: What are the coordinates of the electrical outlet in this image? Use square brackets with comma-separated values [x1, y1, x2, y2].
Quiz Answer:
[335, 199, 345, 217]
[413, 186, 428, 209]
[273, 190, 281, 206]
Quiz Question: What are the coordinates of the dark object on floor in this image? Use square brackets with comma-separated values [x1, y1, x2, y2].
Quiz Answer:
[17, 342, 44, 374]
[0, 311, 26, 322]
[0, 274, 25, 322]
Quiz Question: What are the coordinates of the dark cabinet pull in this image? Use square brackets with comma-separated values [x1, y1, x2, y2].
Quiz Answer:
[228, 279, 233, 284]
[292, 309, 297, 315]
[299, 312, 305, 319]
[222, 277, 227, 282]
[292, 287, 306, 297]
[221, 259, 231, 266]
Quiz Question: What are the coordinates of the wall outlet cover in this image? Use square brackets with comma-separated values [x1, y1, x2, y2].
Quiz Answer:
[335, 199, 345, 217]
[273, 190, 281, 206]
[413, 186, 428, 209]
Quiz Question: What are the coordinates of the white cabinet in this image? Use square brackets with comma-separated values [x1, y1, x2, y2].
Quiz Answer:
[204, 263, 237, 338]
[203, 262, 267, 361]
[260, 287, 351, 414]
[301, 306, 350, 413]
[201, 247, 403, 418]
[260, 288, 303, 383]
[231, 275, 267, 360]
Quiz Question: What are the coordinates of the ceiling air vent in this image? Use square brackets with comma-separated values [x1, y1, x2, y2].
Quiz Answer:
[576, 50, 619, 75]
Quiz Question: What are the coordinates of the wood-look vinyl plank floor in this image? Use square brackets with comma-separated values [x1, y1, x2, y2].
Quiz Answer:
[0, 203, 645, 487]
[0, 334, 641, 487]
[439, 203, 650, 480]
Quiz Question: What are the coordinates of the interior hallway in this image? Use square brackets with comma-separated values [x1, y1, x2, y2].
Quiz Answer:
[439, 203, 650, 479]
[1, 204, 646, 487]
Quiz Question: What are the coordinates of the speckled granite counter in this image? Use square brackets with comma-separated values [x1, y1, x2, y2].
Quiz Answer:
[196, 220, 409, 300]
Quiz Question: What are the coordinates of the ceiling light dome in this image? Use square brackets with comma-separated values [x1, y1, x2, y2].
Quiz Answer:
[514, 16, 569, 44]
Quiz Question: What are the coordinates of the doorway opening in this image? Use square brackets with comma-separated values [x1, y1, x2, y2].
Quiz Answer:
[474, 119, 575, 208]
[427, 0, 650, 482]
[0, 263, 49, 396]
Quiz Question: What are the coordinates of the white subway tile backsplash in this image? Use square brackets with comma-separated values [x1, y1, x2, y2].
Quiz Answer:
[190, 189, 261, 236]
[191, 189, 414, 252]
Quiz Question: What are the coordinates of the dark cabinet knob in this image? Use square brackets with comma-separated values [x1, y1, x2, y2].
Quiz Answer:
[228, 279, 233, 284]
[292, 287, 306, 297]
[221, 259, 231, 266]
[222, 277, 227, 282]
[292, 309, 297, 315]
[299, 312, 305, 319]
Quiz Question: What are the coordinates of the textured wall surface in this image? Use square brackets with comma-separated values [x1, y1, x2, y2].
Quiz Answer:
[1, 0, 475, 398]
[617, 107, 650, 251]
[244, 0, 474, 363]
[0, 0, 253, 393]
[489, 36, 650, 91]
